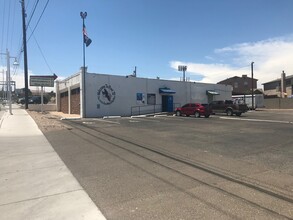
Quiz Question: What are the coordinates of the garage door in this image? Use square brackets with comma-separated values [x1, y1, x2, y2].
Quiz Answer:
[71, 88, 80, 114]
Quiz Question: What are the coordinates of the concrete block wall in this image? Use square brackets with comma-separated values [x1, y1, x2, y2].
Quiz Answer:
[264, 98, 293, 109]
[28, 104, 57, 112]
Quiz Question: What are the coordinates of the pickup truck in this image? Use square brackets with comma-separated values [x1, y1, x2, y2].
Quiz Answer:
[209, 100, 248, 116]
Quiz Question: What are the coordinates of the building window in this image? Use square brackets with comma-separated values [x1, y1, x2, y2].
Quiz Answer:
[147, 94, 156, 105]
[234, 82, 238, 88]
[61, 91, 68, 97]
[71, 87, 80, 95]
[136, 93, 145, 104]
[244, 81, 248, 87]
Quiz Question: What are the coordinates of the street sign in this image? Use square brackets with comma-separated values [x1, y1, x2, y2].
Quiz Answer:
[30, 74, 58, 87]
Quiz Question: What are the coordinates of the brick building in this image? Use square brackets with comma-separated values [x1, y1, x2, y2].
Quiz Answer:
[217, 75, 258, 95]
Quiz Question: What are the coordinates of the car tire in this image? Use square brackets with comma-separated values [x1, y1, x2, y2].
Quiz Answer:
[226, 109, 233, 116]
[175, 111, 181, 116]
[194, 111, 200, 118]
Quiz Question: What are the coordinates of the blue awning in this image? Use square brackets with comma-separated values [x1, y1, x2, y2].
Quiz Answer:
[206, 90, 220, 95]
[159, 88, 176, 94]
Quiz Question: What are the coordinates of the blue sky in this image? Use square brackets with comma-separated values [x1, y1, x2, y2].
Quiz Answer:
[1, 0, 293, 89]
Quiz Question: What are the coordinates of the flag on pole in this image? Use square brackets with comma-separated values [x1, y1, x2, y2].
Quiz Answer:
[83, 24, 92, 47]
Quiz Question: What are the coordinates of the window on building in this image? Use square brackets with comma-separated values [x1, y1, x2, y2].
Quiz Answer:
[234, 82, 238, 88]
[61, 91, 68, 97]
[147, 94, 156, 105]
[244, 81, 248, 87]
[136, 93, 145, 104]
[71, 87, 80, 95]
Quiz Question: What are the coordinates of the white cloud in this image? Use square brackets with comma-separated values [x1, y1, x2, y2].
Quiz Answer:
[170, 35, 293, 88]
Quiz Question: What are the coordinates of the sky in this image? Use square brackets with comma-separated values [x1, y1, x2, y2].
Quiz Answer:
[1, 0, 293, 91]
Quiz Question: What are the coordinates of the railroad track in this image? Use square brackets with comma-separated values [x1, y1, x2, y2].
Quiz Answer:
[63, 119, 293, 219]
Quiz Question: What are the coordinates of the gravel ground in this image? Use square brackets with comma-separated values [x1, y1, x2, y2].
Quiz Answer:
[27, 110, 72, 132]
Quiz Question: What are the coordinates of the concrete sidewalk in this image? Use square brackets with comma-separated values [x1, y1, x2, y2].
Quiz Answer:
[0, 105, 106, 220]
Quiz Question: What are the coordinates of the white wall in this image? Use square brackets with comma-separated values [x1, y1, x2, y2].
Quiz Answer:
[85, 73, 232, 117]
[58, 73, 80, 91]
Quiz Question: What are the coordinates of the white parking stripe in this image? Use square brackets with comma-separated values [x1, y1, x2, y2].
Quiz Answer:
[220, 117, 293, 124]
[91, 118, 120, 124]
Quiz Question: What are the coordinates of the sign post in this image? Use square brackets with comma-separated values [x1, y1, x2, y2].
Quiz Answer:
[30, 74, 57, 112]
[30, 74, 57, 87]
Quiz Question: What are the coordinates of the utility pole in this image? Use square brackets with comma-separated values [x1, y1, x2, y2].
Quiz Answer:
[251, 62, 254, 110]
[21, 0, 29, 109]
[1, 49, 18, 114]
[6, 49, 12, 114]
[1, 69, 5, 100]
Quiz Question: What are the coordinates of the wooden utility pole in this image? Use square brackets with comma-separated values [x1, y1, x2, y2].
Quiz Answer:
[21, 0, 29, 109]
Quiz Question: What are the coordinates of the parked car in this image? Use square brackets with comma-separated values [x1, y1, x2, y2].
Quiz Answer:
[175, 103, 212, 118]
[18, 97, 25, 104]
[28, 96, 48, 104]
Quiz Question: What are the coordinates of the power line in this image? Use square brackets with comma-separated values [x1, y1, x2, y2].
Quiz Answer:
[29, 26, 54, 74]
[26, 0, 39, 30]
[0, 0, 6, 65]
[10, 0, 17, 52]
[5, 0, 11, 48]
[27, 0, 50, 42]
[14, 0, 49, 74]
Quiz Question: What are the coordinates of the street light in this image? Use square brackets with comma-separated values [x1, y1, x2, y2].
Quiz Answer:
[251, 62, 254, 110]
[178, 65, 187, 82]
[80, 11, 87, 118]
[0, 49, 19, 115]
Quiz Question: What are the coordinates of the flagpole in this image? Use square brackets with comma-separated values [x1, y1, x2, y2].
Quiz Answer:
[80, 12, 87, 118]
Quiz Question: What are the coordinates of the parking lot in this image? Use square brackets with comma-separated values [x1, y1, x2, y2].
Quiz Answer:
[44, 110, 293, 219]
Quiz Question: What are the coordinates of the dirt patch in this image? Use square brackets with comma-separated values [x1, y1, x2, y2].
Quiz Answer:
[27, 110, 72, 132]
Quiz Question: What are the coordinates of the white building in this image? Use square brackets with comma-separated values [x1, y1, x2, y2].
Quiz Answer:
[56, 68, 232, 118]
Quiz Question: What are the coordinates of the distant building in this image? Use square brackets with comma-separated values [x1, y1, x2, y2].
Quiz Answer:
[217, 75, 258, 95]
[263, 71, 293, 98]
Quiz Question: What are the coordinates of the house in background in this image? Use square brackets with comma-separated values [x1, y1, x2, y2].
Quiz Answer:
[263, 71, 293, 98]
[217, 75, 258, 95]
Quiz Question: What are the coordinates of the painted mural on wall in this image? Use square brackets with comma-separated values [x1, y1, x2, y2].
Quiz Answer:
[97, 84, 116, 105]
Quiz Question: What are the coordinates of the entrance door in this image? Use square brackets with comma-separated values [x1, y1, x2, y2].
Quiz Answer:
[207, 94, 213, 104]
[162, 95, 173, 112]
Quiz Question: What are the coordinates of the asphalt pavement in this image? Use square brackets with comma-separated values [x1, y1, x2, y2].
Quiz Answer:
[0, 104, 106, 220]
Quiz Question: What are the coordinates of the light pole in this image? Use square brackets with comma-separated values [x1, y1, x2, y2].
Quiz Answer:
[80, 12, 87, 75]
[80, 12, 87, 118]
[251, 62, 254, 110]
[1, 49, 19, 114]
[178, 65, 187, 82]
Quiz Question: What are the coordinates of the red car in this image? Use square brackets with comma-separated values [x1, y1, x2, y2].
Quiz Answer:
[175, 103, 212, 118]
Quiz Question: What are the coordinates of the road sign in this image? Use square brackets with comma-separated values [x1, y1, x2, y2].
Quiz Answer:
[30, 74, 58, 87]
